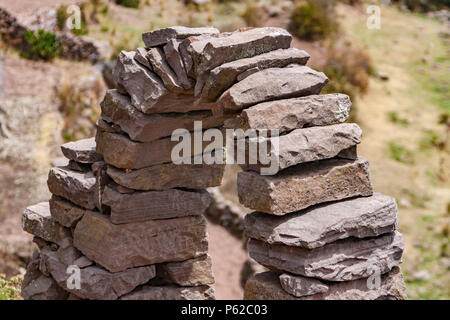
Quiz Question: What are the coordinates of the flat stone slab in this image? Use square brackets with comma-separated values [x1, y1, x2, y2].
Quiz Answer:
[142, 26, 220, 47]
[107, 161, 225, 191]
[101, 89, 226, 142]
[95, 122, 223, 169]
[49, 196, 85, 228]
[120, 284, 215, 300]
[61, 138, 102, 164]
[214, 65, 328, 115]
[158, 254, 215, 286]
[41, 246, 156, 300]
[73, 211, 208, 272]
[113, 50, 167, 113]
[134, 47, 152, 69]
[21, 256, 68, 300]
[22, 202, 70, 243]
[201, 48, 310, 102]
[47, 166, 97, 210]
[114, 51, 213, 113]
[279, 273, 329, 297]
[238, 157, 374, 215]
[186, 27, 292, 77]
[248, 231, 404, 282]
[164, 39, 195, 90]
[102, 185, 213, 224]
[147, 47, 184, 93]
[22, 202, 71, 243]
[244, 193, 398, 249]
[240, 123, 362, 173]
[244, 268, 407, 300]
[224, 94, 351, 133]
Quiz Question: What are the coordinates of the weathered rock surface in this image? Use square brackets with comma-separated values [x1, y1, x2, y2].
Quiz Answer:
[120, 284, 215, 300]
[101, 90, 226, 142]
[21, 257, 68, 300]
[60, 138, 102, 164]
[107, 161, 225, 191]
[95, 123, 223, 169]
[113, 50, 167, 113]
[102, 185, 212, 224]
[178, 32, 229, 79]
[186, 27, 292, 77]
[224, 93, 351, 133]
[92, 161, 111, 213]
[240, 123, 362, 173]
[248, 231, 404, 281]
[279, 273, 329, 297]
[147, 47, 184, 93]
[245, 193, 399, 249]
[41, 246, 155, 300]
[164, 39, 195, 90]
[201, 48, 310, 101]
[142, 26, 219, 47]
[237, 157, 374, 215]
[49, 196, 85, 228]
[244, 268, 407, 300]
[134, 47, 152, 69]
[47, 166, 97, 210]
[73, 211, 208, 272]
[67, 160, 91, 172]
[214, 65, 328, 115]
[158, 254, 215, 286]
[22, 202, 71, 243]
[113, 52, 210, 113]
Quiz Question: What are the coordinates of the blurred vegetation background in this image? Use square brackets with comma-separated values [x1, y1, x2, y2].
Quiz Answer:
[0, 0, 448, 300]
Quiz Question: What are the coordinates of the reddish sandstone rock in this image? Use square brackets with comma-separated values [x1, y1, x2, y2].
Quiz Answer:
[248, 231, 404, 282]
[244, 193, 398, 249]
[142, 26, 219, 47]
[106, 161, 225, 191]
[22, 202, 71, 243]
[158, 254, 215, 286]
[47, 166, 97, 210]
[244, 268, 407, 300]
[214, 65, 328, 115]
[224, 93, 351, 133]
[201, 48, 310, 101]
[60, 138, 102, 164]
[102, 185, 212, 224]
[237, 157, 374, 215]
[73, 211, 208, 272]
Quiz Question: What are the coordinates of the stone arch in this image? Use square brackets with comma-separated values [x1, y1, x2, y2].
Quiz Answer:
[20, 26, 407, 300]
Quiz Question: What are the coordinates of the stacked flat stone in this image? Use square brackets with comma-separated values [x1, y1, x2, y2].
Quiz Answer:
[20, 25, 407, 300]
[19, 26, 310, 300]
[230, 70, 408, 299]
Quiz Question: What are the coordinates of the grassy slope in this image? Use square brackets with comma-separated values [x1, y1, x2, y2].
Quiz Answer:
[337, 3, 449, 299]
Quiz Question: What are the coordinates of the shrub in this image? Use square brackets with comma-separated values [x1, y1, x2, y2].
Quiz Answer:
[21, 29, 61, 61]
[56, 5, 69, 31]
[241, 2, 267, 27]
[116, 0, 140, 8]
[321, 39, 374, 102]
[289, 0, 338, 41]
[0, 274, 22, 300]
[392, 0, 450, 12]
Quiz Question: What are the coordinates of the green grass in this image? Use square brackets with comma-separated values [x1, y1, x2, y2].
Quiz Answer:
[388, 141, 414, 164]
[0, 275, 22, 300]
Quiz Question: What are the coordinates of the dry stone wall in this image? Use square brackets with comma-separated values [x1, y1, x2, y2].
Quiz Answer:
[20, 25, 406, 300]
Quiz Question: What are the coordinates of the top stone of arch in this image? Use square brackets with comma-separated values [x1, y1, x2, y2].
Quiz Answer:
[142, 26, 293, 77]
[142, 26, 220, 47]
